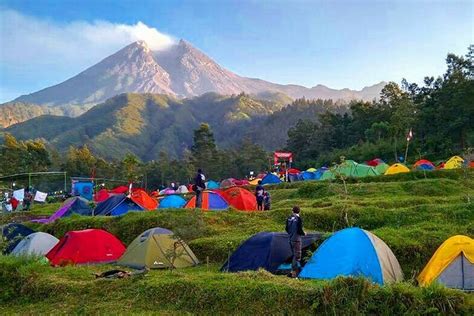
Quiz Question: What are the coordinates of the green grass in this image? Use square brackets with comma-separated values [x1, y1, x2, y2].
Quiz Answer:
[1, 169, 473, 314]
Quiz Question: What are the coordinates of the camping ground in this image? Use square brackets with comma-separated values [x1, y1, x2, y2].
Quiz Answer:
[1, 169, 474, 314]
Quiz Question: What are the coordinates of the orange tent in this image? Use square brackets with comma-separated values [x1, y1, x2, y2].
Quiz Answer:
[221, 187, 257, 211]
[130, 190, 158, 210]
[185, 191, 229, 211]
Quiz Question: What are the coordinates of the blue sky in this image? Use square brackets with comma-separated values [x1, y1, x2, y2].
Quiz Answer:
[0, 0, 472, 102]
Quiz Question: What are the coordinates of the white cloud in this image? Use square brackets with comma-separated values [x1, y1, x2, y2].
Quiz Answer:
[0, 10, 175, 101]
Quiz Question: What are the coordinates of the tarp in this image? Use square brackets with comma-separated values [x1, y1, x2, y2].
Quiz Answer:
[1, 223, 35, 254]
[72, 181, 94, 200]
[159, 195, 187, 209]
[221, 232, 320, 273]
[185, 191, 228, 210]
[130, 189, 158, 210]
[384, 163, 410, 175]
[118, 227, 199, 269]
[444, 156, 464, 169]
[13, 189, 24, 201]
[418, 235, 474, 290]
[11, 232, 59, 257]
[299, 227, 403, 285]
[46, 229, 126, 266]
[93, 195, 143, 216]
[32, 197, 92, 224]
[261, 173, 282, 185]
[221, 187, 257, 211]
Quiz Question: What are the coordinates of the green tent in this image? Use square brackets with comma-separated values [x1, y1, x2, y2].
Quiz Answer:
[374, 163, 389, 174]
[325, 160, 380, 179]
[118, 228, 199, 269]
[320, 169, 336, 180]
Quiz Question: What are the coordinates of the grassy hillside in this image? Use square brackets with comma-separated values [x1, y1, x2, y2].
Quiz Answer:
[1, 171, 473, 314]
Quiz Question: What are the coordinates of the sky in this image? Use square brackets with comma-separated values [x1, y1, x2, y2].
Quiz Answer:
[0, 0, 472, 103]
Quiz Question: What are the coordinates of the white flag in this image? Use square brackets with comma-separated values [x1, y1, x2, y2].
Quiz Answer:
[406, 129, 413, 142]
[13, 189, 25, 201]
[34, 191, 48, 202]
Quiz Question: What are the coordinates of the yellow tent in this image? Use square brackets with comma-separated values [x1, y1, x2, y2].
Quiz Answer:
[306, 168, 317, 172]
[384, 163, 410, 175]
[417, 235, 474, 288]
[249, 178, 260, 185]
[444, 156, 464, 169]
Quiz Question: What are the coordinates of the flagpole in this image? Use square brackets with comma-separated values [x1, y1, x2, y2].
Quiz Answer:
[404, 139, 410, 163]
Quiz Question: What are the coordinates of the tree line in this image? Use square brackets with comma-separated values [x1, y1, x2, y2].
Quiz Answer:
[286, 46, 473, 167]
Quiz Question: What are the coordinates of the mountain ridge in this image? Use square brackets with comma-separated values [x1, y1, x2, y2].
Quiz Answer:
[10, 39, 385, 107]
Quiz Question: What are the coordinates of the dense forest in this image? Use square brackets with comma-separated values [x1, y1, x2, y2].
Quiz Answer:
[0, 47, 472, 189]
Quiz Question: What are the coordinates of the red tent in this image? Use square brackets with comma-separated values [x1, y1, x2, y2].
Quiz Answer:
[94, 189, 110, 202]
[110, 185, 129, 194]
[46, 229, 125, 266]
[130, 189, 158, 210]
[413, 159, 435, 169]
[221, 187, 257, 211]
[234, 179, 250, 186]
[366, 158, 384, 167]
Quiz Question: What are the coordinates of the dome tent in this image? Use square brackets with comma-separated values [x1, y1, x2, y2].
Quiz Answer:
[46, 229, 125, 266]
[11, 232, 59, 257]
[118, 228, 199, 269]
[221, 232, 320, 273]
[205, 180, 220, 189]
[93, 195, 143, 216]
[418, 235, 473, 291]
[444, 156, 464, 169]
[159, 195, 187, 209]
[32, 196, 92, 224]
[384, 163, 410, 175]
[413, 159, 435, 171]
[185, 191, 229, 210]
[221, 187, 257, 211]
[1, 223, 35, 254]
[261, 173, 282, 185]
[299, 227, 403, 285]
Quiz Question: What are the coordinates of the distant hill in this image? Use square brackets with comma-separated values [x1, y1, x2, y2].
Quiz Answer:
[0, 39, 385, 128]
[5, 93, 341, 160]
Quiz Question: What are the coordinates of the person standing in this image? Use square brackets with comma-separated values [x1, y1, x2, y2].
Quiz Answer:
[24, 189, 33, 211]
[255, 180, 264, 211]
[285, 206, 305, 278]
[194, 169, 206, 208]
[263, 191, 271, 211]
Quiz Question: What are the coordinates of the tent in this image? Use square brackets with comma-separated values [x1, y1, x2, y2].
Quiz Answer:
[444, 156, 465, 169]
[249, 178, 261, 186]
[32, 197, 92, 224]
[118, 228, 199, 269]
[94, 189, 110, 202]
[159, 195, 187, 209]
[220, 178, 237, 188]
[299, 227, 403, 285]
[314, 167, 329, 180]
[221, 232, 320, 273]
[418, 235, 473, 290]
[177, 185, 189, 194]
[306, 168, 317, 172]
[374, 163, 390, 174]
[413, 159, 435, 171]
[185, 191, 229, 210]
[110, 186, 129, 194]
[261, 173, 282, 185]
[46, 229, 126, 266]
[93, 195, 143, 216]
[11, 232, 59, 257]
[286, 168, 301, 175]
[366, 158, 385, 167]
[130, 189, 158, 210]
[301, 171, 317, 181]
[1, 223, 35, 254]
[384, 163, 410, 175]
[334, 160, 379, 178]
[221, 187, 257, 211]
[320, 169, 336, 180]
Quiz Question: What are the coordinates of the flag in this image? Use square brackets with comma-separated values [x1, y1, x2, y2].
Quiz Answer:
[406, 129, 413, 142]
[34, 191, 48, 202]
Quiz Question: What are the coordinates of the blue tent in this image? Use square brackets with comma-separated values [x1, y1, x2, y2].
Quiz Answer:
[1, 223, 35, 254]
[299, 227, 404, 284]
[221, 232, 320, 273]
[301, 171, 317, 180]
[205, 180, 220, 189]
[416, 164, 435, 171]
[314, 167, 329, 180]
[94, 195, 143, 216]
[66, 196, 93, 216]
[159, 195, 187, 209]
[261, 173, 282, 185]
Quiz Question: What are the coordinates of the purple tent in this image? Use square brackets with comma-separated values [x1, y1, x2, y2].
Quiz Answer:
[31, 197, 92, 224]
